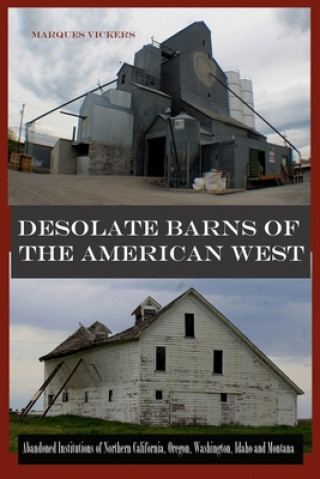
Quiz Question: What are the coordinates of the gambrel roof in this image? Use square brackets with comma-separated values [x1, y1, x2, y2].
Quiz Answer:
[39, 288, 304, 395]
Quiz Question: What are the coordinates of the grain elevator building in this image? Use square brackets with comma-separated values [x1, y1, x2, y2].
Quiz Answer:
[51, 21, 293, 190]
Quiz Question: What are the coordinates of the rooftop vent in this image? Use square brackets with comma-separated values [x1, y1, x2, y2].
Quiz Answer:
[132, 296, 162, 324]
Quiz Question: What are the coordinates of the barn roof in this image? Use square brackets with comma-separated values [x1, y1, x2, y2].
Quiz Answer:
[39, 288, 304, 395]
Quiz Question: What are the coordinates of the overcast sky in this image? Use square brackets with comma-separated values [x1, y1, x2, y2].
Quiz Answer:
[8, 7, 310, 160]
[10, 277, 311, 418]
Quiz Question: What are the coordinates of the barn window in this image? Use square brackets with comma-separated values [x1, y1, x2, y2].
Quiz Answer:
[109, 390, 113, 402]
[220, 393, 228, 403]
[62, 392, 69, 402]
[156, 346, 166, 371]
[155, 390, 163, 400]
[185, 313, 195, 337]
[213, 350, 223, 374]
[84, 391, 89, 403]
[48, 394, 54, 405]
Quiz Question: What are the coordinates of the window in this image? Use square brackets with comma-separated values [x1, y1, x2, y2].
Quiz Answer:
[213, 350, 223, 374]
[62, 392, 69, 402]
[220, 393, 228, 403]
[48, 394, 54, 405]
[108, 390, 113, 402]
[185, 313, 195, 337]
[156, 346, 166, 371]
[84, 391, 89, 403]
[155, 390, 163, 400]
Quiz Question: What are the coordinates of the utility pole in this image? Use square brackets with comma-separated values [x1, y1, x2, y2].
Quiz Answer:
[18, 103, 25, 153]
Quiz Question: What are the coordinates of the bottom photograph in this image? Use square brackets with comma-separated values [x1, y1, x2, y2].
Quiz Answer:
[10, 278, 311, 461]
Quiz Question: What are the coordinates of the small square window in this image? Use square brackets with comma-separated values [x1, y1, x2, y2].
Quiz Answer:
[221, 393, 228, 403]
[62, 392, 69, 402]
[155, 390, 163, 400]
[48, 394, 54, 405]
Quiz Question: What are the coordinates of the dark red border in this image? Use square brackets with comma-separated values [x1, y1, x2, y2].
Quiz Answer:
[1, 1, 318, 477]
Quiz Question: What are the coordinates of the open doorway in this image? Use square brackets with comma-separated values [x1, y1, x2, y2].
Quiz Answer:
[146, 137, 166, 176]
[248, 149, 265, 177]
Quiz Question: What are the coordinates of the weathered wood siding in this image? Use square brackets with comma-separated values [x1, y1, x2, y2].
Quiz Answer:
[43, 341, 140, 423]
[138, 296, 298, 426]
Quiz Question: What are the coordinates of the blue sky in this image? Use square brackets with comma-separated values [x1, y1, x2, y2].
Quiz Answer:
[10, 277, 312, 417]
[8, 7, 310, 161]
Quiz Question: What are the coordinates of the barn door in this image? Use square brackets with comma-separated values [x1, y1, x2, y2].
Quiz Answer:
[249, 149, 265, 177]
[277, 394, 296, 425]
[170, 391, 220, 425]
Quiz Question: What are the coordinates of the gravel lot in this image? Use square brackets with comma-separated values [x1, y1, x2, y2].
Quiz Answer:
[8, 169, 310, 206]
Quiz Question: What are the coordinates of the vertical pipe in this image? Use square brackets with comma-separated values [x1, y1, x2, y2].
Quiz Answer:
[18, 103, 25, 153]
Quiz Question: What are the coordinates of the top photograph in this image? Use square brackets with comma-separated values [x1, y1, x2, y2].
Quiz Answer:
[8, 7, 310, 206]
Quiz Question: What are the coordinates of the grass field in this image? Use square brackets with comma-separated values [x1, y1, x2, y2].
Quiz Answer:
[9, 414, 312, 454]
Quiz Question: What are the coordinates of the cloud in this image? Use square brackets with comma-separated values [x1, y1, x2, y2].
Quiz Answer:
[10, 324, 68, 411]
[12, 8, 135, 103]
[10, 278, 311, 354]
[274, 8, 310, 35]
[270, 355, 311, 418]
[8, 7, 310, 157]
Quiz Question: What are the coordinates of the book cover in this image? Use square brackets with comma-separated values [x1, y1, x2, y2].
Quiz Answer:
[2, 1, 317, 478]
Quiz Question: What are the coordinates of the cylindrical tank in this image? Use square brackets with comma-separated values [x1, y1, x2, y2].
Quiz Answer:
[240, 78, 255, 129]
[225, 71, 244, 123]
[168, 113, 200, 188]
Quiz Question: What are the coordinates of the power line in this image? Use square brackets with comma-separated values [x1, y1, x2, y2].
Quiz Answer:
[26, 78, 117, 126]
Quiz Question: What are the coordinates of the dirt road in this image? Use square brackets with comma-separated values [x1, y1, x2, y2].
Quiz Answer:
[8, 169, 310, 206]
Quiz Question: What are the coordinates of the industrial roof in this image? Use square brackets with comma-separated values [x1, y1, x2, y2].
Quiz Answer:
[182, 98, 266, 140]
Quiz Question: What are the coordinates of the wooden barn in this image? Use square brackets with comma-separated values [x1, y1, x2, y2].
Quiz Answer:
[33, 288, 303, 426]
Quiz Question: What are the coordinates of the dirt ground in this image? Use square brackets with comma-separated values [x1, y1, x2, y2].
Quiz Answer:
[8, 169, 310, 206]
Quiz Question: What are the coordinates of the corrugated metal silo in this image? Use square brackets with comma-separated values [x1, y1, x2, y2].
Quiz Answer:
[240, 78, 255, 129]
[225, 71, 244, 123]
[167, 112, 200, 188]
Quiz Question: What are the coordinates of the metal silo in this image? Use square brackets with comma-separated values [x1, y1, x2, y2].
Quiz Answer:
[166, 112, 200, 188]
[240, 78, 255, 129]
[225, 71, 244, 123]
